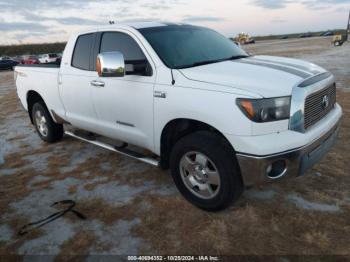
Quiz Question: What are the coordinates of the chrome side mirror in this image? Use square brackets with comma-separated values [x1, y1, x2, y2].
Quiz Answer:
[96, 51, 125, 77]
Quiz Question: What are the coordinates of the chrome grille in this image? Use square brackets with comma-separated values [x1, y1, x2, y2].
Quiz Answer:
[304, 84, 336, 130]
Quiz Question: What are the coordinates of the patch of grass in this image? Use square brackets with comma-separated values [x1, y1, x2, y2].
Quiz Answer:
[55, 231, 96, 261]
[303, 232, 330, 249]
[0, 217, 45, 256]
[74, 198, 137, 225]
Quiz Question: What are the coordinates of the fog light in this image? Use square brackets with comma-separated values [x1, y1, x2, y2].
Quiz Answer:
[266, 164, 272, 174]
[266, 160, 287, 179]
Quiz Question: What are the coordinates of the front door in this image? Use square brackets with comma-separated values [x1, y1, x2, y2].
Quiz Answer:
[91, 31, 156, 151]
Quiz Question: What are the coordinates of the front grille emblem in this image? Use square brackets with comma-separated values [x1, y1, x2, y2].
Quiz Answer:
[322, 95, 329, 109]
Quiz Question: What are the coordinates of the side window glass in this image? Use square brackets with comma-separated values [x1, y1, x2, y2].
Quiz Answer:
[72, 33, 94, 70]
[100, 32, 146, 63]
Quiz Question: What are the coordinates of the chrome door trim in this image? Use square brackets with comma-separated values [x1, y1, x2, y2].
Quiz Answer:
[116, 121, 135, 127]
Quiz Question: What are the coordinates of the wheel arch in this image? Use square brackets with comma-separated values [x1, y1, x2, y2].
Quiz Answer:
[26, 90, 47, 124]
[159, 118, 236, 169]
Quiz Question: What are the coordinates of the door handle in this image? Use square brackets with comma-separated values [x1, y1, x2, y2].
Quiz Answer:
[90, 80, 105, 87]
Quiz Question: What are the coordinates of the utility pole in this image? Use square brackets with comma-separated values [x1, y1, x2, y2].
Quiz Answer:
[347, 10, 350, 42]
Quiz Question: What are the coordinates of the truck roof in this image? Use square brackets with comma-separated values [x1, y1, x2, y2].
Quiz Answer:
[98, 21, 190, 30]
[72, 22, 195, 37]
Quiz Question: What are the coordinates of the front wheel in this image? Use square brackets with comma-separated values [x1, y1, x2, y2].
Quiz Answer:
[170, 131, 243, 211]
[32, 101, 63, 143]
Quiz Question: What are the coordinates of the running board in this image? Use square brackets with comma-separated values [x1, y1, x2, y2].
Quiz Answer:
[64, 131, 159, 167]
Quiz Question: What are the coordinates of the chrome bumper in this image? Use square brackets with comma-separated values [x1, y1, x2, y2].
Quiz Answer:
[236, 120, 341, 186]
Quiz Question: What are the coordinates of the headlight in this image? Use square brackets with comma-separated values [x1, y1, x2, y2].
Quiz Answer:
[236, 96, 291, 122]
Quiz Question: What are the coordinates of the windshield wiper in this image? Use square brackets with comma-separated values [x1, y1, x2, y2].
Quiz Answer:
[175, 61, 214, 69]
[227, 55, 250, 60]
[191, 59, 227, 67]
[176, 55, 249, 69]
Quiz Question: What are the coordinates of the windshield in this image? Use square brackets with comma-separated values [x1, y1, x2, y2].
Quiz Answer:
[138, 25, 249, 69]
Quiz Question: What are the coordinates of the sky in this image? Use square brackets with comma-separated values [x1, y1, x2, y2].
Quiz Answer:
[0, 0, 349, 45]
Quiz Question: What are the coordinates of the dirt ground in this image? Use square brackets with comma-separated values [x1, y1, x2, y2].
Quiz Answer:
[0, 36, 350, 259]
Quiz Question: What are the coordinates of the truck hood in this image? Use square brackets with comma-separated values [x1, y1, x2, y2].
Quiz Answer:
[179, 55, 327, 97]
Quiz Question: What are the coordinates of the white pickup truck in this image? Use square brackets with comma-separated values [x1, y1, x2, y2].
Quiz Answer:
[15, 22, 342, 210]
[38, 53, 60, 64]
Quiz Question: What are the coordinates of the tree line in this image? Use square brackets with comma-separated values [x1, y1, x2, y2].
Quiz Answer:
[0, 42, 67, 56]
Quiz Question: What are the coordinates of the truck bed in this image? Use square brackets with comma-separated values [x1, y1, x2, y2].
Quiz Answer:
[15, 63, 63, 117]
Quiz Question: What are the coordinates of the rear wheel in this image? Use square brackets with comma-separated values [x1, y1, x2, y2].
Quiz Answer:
[170, 131, 243, 211]
[32, 101, 63, 143]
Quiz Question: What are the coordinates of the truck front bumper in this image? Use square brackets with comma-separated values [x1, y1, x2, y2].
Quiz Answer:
[235, 119, 341, 186]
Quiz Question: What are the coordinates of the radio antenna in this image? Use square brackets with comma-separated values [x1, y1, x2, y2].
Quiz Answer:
[170, 69, 175, 85]
[346, 10, 350, 42]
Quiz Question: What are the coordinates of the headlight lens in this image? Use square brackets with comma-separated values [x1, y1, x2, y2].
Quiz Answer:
[236, 96, 291, 122]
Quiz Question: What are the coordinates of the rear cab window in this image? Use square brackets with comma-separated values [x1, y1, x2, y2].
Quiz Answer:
[71, 33, 94, 70]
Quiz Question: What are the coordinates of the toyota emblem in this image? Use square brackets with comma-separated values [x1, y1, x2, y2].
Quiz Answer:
[322, 95, 329, 109]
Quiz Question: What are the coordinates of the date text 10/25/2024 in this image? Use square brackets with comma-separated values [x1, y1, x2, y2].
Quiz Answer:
[127, 256, 220, 261]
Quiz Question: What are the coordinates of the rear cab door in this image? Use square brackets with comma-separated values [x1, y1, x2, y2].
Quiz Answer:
[59, 31, 100, 133]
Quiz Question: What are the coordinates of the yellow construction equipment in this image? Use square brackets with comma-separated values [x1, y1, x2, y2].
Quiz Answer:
[236, 33, 255, 45]
[332, 34, 345, 46]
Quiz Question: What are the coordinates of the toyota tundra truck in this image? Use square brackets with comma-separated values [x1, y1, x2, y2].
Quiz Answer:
[15, 22, 342, 211]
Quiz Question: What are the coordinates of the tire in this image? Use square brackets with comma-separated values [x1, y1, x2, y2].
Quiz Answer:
[170, 131, 243, 211]
[32, 101, 63, 143]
